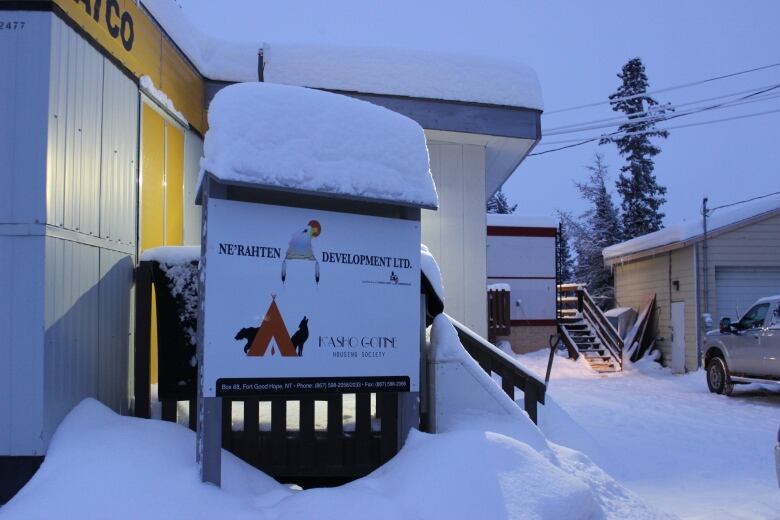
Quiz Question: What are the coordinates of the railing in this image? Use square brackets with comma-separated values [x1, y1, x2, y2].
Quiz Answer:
[449, 316, 546, 424]
[557, 283, 623, 368]
[134, 260, 400, 483]
[487, 288, 511, 342]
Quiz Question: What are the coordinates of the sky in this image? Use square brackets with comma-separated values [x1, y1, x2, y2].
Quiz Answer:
[176, 0, 780, 227]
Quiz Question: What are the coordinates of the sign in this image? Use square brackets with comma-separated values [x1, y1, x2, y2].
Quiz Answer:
[202, 199, 420, 396]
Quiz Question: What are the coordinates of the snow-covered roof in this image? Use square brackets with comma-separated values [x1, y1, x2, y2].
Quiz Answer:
[487, 214, 558, 228]
[263, 44, 543, 110]
[603, 193, 780, 262]
[198, 82, 437, 208]
[142, 2, 542, 110]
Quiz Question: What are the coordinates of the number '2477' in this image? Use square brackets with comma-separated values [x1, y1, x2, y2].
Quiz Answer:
[0, 21, 26, 30]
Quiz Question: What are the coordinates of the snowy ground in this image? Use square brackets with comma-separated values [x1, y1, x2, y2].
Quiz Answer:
[517, 349, 780, 520]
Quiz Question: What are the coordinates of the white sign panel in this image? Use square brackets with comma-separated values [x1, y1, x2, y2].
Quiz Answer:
[202, 199, 420, 397]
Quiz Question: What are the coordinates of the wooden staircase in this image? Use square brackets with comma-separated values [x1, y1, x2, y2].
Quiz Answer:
[558, 284, 623, 373]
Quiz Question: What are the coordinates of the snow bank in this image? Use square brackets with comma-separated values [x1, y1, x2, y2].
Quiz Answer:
[4, 398, 664, 520]
[3, 399, 286, 519]
[420, 244, 445, 304]
[488, 282, 511, 292]
[487, 213, 558, 228]
[264, 44, 543, 110]
[604, 192, 780, 260]
[199, 82, 437, 208]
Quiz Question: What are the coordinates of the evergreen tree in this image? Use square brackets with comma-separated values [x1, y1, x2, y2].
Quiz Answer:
[555, 212, 575, 284]
[567, 153, 622, 308]
[487, 188, 518, 214]
[601, 57, 671, 239]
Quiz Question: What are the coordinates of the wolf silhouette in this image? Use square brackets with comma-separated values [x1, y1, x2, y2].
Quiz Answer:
[291, 316, 309, 356]
[234, 327, 258, 354]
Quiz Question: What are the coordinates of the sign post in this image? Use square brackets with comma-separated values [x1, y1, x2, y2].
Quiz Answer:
[196, 175, 423, 485]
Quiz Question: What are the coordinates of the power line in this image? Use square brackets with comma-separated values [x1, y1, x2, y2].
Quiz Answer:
[543, 87, 780, 137]
[529, 106, 780, 155]
[544, 83, 780, 133]
[536, 84, 780, 147]
[544, 61, 780, 115]
[710, 191, 780, 212]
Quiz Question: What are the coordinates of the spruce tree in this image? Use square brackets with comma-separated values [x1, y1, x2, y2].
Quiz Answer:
[568, 153, 622, 308]
[555, 212, 575, 284]
[487, 189, 518, 214]
[601, 57, 671, 239]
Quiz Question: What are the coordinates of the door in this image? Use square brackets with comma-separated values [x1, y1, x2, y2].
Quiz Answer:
[671, 302, 686, 374]
[715, 266, 780, 322]
[728, 302, 770, 375]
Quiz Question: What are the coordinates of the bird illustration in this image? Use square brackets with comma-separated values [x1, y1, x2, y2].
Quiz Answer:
[281, 220, 322, 283]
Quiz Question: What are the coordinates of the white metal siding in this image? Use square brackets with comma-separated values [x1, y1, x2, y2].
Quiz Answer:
[0, 237, 46, 455]
[183, 131, 204, 245]
[48, 16, 103, 236]
[98, 249, 135, 414]
[0, 11, 50, 225]
[486, 234, 556, 321]
[100, 61, 138, 247]
[422, 142, 487, 337]
[715, 266, 780, 321]
[486, 235, 555, 278]
[43, 238, 100, 445]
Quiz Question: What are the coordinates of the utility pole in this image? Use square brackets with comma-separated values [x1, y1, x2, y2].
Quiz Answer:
[702, 197, 709, 314]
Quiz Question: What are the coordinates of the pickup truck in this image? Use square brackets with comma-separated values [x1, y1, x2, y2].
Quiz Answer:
[703, 295, 780, 395]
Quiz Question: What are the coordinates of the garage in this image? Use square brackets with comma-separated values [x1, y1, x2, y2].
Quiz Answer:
[604, 194, 780, 372]
[715, 266, 780, 321]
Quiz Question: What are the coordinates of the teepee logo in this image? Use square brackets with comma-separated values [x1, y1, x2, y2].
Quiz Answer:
[234, 295, 309, 357]
[281, 220, 322, 284]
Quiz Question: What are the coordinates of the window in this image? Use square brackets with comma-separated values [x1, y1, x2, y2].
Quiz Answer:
[737, 303, 770, 330]
[769, 303, 780, 330]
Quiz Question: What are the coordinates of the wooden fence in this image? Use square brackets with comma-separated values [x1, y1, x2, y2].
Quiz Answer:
[487, 288, 511, 342]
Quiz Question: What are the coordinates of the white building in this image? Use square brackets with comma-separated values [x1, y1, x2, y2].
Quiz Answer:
[486, 214, 558, 352]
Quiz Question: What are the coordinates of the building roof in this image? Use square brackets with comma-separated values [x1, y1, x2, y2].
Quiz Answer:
[603, 193, 780, 265]
[142, 2, 542, 110]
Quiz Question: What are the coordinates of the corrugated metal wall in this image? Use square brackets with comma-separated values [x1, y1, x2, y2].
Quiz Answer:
[100, 62, 139, 248]
[39, 16, 139, 449]
[43, 238, 100, 443]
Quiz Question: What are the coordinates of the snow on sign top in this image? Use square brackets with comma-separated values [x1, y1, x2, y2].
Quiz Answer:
[263, 44, 544, 110]
[603, 192, 780, 261]
[199, 82, 438, 208]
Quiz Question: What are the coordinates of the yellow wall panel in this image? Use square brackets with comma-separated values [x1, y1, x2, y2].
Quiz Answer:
[165, 123, 184, 246]
[141, 103, 165, 384]
[140, 104, 165, 252]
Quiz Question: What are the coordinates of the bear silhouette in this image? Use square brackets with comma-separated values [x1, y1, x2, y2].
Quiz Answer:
[234, 327, 259, 354]
[291, 316, 309, 356]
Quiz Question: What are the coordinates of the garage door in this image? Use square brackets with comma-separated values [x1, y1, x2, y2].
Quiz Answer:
[715, 266, 780, 321]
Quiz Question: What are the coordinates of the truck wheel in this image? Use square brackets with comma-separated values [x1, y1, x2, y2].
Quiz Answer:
[707, 357, 733, 396]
